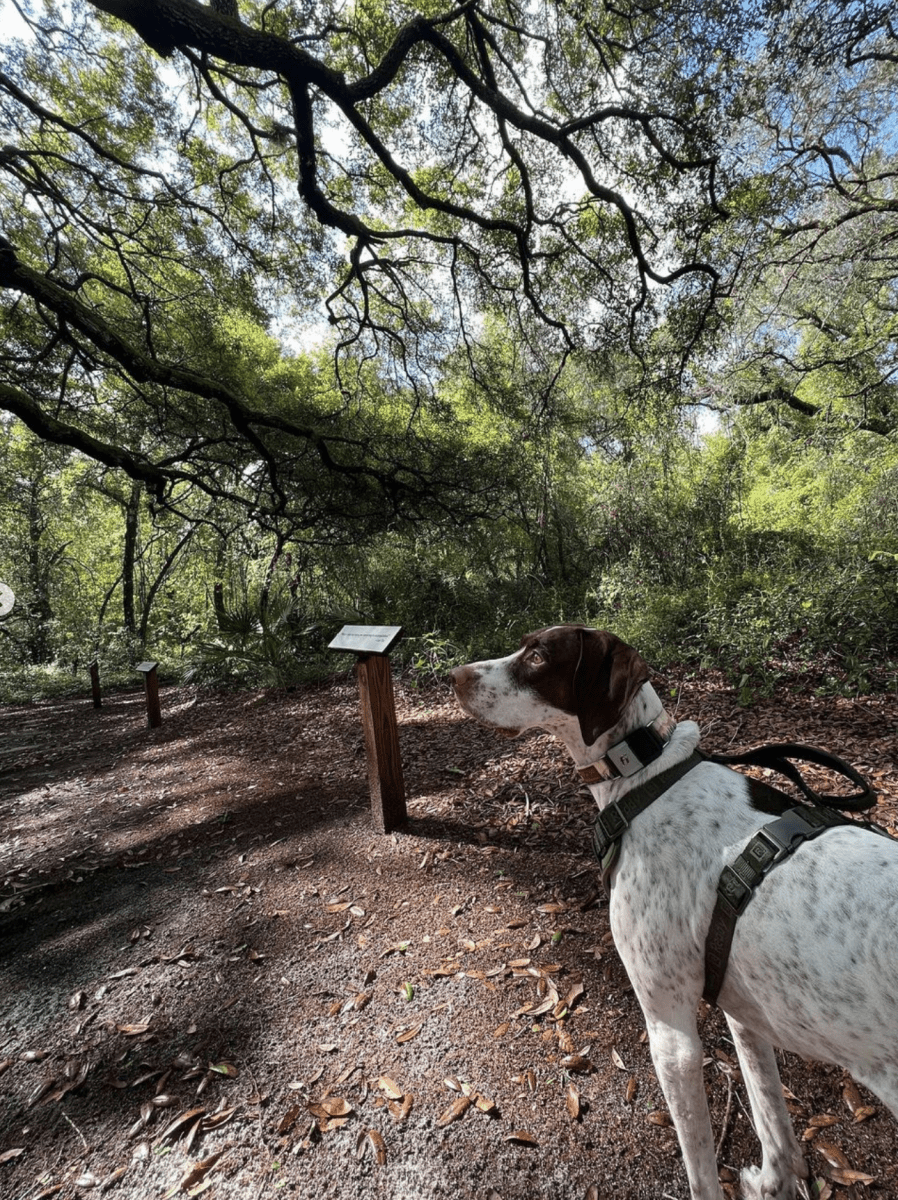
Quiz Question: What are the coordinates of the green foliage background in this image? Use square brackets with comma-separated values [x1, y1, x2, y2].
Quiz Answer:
[3, 376, 897, 702]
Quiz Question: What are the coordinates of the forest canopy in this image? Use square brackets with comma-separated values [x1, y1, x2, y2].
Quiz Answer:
[1, 0, 897, 697]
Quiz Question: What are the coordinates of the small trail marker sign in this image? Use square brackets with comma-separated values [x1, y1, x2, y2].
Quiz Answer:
[135, 661, 162, 728]
[0, 583, 14, 617]
[328, 624, 407, 833]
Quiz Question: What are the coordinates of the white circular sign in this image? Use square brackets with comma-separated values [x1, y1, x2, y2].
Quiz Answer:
[0, 583, 14, 617]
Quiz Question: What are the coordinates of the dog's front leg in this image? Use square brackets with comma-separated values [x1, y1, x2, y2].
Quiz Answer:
[725, 1016, 808, 1200]
[644, 1008, 726, 1200]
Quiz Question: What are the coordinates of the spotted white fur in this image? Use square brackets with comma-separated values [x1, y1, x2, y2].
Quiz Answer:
[451, 627, 898, 1200]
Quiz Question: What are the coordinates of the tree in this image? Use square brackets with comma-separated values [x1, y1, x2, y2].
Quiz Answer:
[0, 0, 749, 537]
[696, 1, 898, 432]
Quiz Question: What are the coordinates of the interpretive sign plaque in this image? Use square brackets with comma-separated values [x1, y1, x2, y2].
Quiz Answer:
[328, 625, 403, 656]
[328, 625, 406, 832]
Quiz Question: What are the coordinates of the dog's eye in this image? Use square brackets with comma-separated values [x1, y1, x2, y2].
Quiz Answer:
[527, 650, 545, 666]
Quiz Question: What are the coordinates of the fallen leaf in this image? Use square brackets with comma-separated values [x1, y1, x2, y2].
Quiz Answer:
[563, 979, 585, 1009]
[829, 1168, 876, 1185]
[117, 1024, 151, 1037]
[27, 1078, 55, 1107]
[842, 1080, 863, 1113]
[560, 1054, 593, 1073]
[208, 1062, 238, 1078]
[505, 1130, 538, 1145]
[389, 1094, 414, 1123]
[201, 1107, 236, 1131]
[565, 1083, 580, 1120]
[396, 1024, 423, 1044]
[610, 1048, 627, 1071]
[320, 1096, 353, 1117]
[474, 1093, 497, 1114]
[378, 1077, 403, 1100]
[0, 1148, 24, 1163]
[161, 1147, 228, 1200]
[183, 1115, 204, 1156]
[356, 1128, 387, 1165]
[437, 1095, 471, 1126]
[380, 941, 410, 958]
[99, 1166, 128, 1192]
[626, 1076, 638, 1103]
[853, 1106, 877, 1123]
[814, 1142, 849, 1169]
[156, 1107, 207, 1143]
[647, 1110, 672, 1127]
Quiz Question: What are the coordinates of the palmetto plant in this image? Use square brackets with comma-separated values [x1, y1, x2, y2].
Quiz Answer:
[184, 590, 307, 688]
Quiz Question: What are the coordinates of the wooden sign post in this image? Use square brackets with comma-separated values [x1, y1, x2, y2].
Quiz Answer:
[328, 625, 406, 832]
[89, 661, 102, 708]
[135, 661, 162, 728]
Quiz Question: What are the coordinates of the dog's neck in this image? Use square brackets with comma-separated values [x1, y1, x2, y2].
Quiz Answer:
[560, 682, 680, 787]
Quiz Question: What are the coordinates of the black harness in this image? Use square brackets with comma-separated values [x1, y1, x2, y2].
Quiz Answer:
[591, 743, 890, 1006]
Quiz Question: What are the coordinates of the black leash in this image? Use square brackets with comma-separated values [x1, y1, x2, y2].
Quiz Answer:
[704, 742, 876, 812]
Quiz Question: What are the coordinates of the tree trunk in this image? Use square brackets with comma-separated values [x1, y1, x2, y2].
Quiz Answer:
[122, 481, 141, 638]
[26, 479, 54, 664]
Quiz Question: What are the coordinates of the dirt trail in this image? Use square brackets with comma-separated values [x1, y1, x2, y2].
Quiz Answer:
[1, 672, 896, 1199]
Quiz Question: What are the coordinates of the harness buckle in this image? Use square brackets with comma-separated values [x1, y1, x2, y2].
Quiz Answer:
[751, 825, 794, 866]
[595, 802, 629, 848]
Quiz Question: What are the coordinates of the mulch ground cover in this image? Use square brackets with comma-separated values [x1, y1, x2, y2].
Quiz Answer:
[1, 664, 897, 1200]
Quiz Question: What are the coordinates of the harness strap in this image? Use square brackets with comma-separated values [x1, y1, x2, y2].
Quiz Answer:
[702, 804, 851, 1005]
[592, 751, 704, 890]
[589, 739, 887, 1008]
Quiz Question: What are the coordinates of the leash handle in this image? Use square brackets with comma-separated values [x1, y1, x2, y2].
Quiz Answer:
[706, 742, 876, 812]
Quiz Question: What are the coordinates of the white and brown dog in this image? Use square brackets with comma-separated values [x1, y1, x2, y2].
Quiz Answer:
[450, 625, 898, 1200]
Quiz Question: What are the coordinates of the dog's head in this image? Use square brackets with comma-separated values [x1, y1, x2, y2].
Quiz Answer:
[450, 625, 650, 748]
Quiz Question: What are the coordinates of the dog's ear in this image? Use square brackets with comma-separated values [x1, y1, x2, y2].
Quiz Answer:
[573, 629, 650, 747]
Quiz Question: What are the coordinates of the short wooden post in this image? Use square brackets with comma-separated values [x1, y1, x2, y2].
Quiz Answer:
[135, 660, 162, 728]
[328, 626, 407, 832]
[89, 661, 102, 708]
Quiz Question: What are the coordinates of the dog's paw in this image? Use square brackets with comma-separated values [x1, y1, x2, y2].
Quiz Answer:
[739, 1164, 803, 1200]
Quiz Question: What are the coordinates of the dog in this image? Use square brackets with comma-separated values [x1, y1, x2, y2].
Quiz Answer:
[450, 625, 898, 1200]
